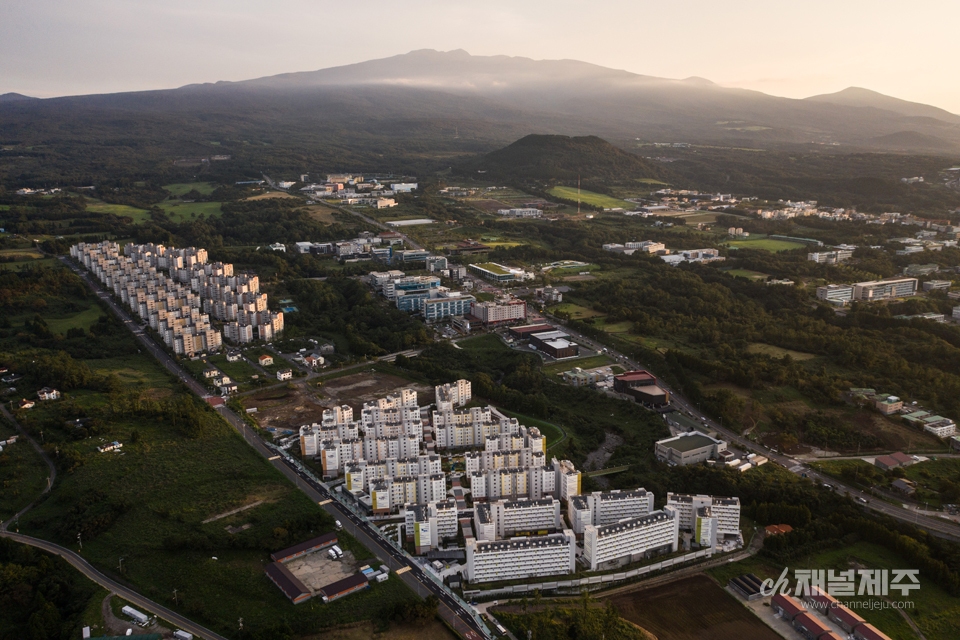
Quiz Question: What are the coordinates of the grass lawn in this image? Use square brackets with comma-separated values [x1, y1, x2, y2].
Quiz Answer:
[727, 238, 805, 252]
[747, 343, 818, 361]
[44, 305, 103, 335]
[162, 182, 217, 197]
[0, 418, 49, 522]
[206, 354, 263, 388]
[593, 318, 633, 333]
[157, 201, 223, 222]
[708, 541, 958, 640]
[726, 268, 769, 280]
[901, 458, 960, 507]
[542, 355, 613, 376]
[547, 186, 634, 210]
[549, 303, 605, 320]
[0, 248, 45, 260]
[458, 334, 512, 352]
[496, 409, 565, 449]
[84, 200, 151, 223]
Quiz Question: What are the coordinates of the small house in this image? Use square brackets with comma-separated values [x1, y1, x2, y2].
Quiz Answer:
[37, 387, 61, 401]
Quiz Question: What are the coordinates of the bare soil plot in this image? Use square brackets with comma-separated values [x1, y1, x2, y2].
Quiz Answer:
[245, 191, 300, 200]
[322, 372, 432, 409]
[241, 384, 328, 429]
[287, 549, 359, 594]
[607, 574, 781, 640]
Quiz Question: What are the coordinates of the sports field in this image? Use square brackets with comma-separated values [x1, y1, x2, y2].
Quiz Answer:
[727, 238, 805, 252]
[547, 186, 634, 210]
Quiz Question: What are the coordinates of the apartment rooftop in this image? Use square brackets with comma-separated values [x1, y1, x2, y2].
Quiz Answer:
[502, 498, 556, 510]
[476, 503, 493, 524]
[473, 532, 570, 553]
[596, 489, 650, 502]
[595, 511, 673, 538]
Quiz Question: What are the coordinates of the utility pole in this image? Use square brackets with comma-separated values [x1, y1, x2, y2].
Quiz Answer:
[118, 557, 124, 574]
[173, 589, 178, 605]
[577, 174, 581, 215]
[77, 532, 82, 550]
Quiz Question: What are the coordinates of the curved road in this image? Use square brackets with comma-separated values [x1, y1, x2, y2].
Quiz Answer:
[1, 404, 228, 639]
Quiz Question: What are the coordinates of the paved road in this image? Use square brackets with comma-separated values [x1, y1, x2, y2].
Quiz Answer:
[60, 256, 488, 640]
[543, 317, 960, 542]
[0, 530, 229, 640]
[1, 397, 228, 639]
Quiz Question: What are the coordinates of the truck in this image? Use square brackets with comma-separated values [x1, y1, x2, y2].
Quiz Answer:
[173, 632, 194, 640]
[332, 545, 343, 558]
[121, 605, 148, 625]
[328, 549, 338, 560]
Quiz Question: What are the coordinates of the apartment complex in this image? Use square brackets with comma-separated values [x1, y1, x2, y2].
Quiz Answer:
[490, 497, 562, 538]
[71, 242, 284, 354]
[465, 530, 577, 583]
[582, 509, 679, 571]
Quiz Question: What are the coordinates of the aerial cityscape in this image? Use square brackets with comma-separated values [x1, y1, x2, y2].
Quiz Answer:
[2, 2, 960, 640]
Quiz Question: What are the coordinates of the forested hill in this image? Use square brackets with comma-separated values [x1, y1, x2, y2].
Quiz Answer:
[460, 134, 667, 182]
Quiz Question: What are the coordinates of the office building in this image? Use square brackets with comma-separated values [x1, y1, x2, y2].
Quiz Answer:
[472, 298, 527, 325]
[422, 292, 475, 322]
[816, 284, 855, 305]
[655, 433, 727, 465]
[853, 277, 918, 301]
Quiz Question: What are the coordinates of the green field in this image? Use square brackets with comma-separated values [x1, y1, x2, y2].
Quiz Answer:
[726, 268, 769, 280]
[157, 201, 223, 222]
[162, 182, 217, 197]
[549, 302, 606, 320]
[727, 238, 805, 252]
[593, 317, 633, 333]
[0, 419, 49, 522]
[44, 305, 103, 335]
[83, 200, 151, 222]
[458, 334, 512, 352]
[542, 355, 613, 376]
[746, 343, 818, 361]
[547, 186, 635, 210]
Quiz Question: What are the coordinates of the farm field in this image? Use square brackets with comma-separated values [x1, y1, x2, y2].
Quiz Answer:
[606, 574, 781, 640]
[161, 182, 217, 197]
[0, 247, 45, 261]
[547, 186, 634, 210]
[157, 201, 222, 221]
[727, 238, 805, 252]
[83, 200, 151, 222]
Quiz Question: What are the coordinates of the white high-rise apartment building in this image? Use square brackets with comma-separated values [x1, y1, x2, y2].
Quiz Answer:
[582, 509, 679, 571]
[465, 530, 576, 583]
[665, 493, 740, 536]
[490, 498, 561, 538]
[436, 379, 471, 409]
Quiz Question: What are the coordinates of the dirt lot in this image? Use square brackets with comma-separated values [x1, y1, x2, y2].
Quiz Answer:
[468, 198, 509, 213]
[321, 372, 432, 409]
[242, 384, 328, 430]
[286, 549, 360, 594]
[607, 574, 781, 640]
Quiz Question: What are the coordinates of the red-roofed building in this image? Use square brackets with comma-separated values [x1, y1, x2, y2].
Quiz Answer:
[821, 633, 845, 640]
[613, 370, 670, 406]
[802, 585, 838, 613]
[320, 573, 369, 603]
[270, 533, 338, 563]
[854, 623, 894, 640]
[765, 524, 794, 535]
[793, 612, 832, 640]
[829, 603, 866, 632]
[771, 593, 807, 621]
[264, 561, 311, 604]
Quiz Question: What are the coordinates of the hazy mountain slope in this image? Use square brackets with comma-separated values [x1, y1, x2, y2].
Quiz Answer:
[806, 87, 960, 124]
[0, 92, 37, 102]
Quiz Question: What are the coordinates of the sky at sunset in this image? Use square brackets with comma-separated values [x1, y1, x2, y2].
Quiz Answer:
[3, 0, 958, 112]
